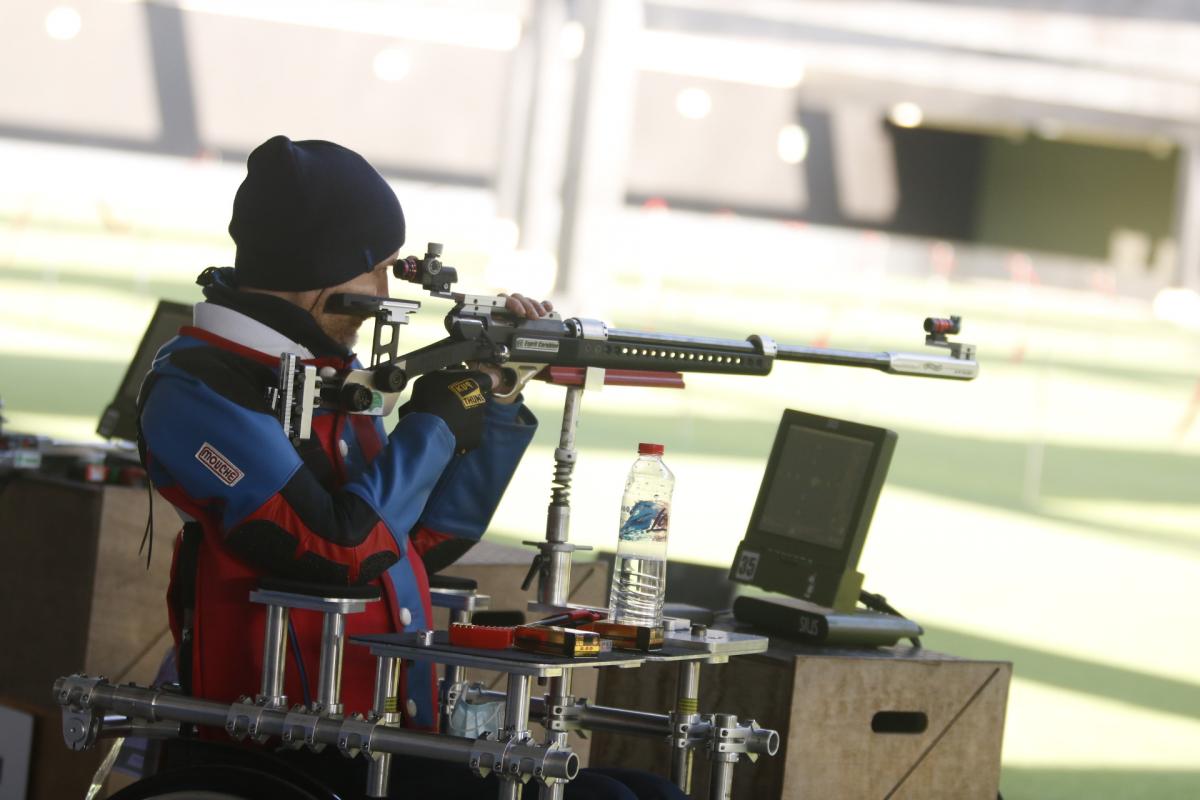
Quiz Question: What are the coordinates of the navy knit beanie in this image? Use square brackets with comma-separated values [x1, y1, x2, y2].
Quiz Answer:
[229, 135, 405, 291]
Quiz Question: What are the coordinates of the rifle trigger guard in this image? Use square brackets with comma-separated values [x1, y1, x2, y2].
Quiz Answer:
[494, 363, 546, 400]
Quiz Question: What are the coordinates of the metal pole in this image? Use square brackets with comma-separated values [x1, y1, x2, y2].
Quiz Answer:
[465, 687, 672, 737]
[706, 713, 739, 800]
[258, 605, 289, 708]
[573, 702, 670, 737]
[503, 675, 534, 741]
[316, 612, 346, 714]
[366, 655, 402, 798]
[499, 673, 535, 800]
[441, 608, 471, 733]
[670, 660, 701, 792]
[708, 759, 735, 800]
[542, 386, 584, 606]
[55, 679, 579, 782]
[539, 672, 573, 800]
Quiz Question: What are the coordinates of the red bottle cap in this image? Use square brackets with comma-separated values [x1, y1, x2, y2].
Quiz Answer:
[638, 443, 664, 455]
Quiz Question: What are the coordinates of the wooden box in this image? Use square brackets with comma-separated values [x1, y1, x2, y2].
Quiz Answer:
[590, 639, 1010, 799]
[0, 475, 178, 799]
[0, 476, 177, 709]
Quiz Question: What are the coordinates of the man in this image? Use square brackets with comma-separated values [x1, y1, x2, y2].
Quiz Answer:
[140, 135, 682, 800]
[136, 133, 536, 773]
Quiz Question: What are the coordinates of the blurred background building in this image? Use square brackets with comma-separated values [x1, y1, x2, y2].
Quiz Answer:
[1, 1, 1199, 798]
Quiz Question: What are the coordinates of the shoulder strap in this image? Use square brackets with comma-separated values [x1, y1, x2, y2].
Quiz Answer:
[135, 372, 161, 568]
[170, 520, 204, 696]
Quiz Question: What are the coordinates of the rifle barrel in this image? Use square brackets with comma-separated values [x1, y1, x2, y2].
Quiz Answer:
[607, 328, 759, 355]
[775, 344, 892, 370]
[605, 328, 976, 380]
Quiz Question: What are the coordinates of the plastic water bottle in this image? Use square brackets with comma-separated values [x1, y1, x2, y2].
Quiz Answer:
[608, 443, 674, 627]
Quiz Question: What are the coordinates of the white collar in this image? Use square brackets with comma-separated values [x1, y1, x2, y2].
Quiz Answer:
[192, 301, 315, 359]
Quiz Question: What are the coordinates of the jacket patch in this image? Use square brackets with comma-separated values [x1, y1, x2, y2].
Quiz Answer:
[196, 442, 245, 486]
[449, 378, 486, 409]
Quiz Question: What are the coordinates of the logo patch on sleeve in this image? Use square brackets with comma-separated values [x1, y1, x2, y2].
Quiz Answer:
[449, 378, 486, 410]
[195, 442, 244, 487]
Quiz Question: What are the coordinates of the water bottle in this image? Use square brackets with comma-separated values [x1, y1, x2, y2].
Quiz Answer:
[608, 443, 674, 627]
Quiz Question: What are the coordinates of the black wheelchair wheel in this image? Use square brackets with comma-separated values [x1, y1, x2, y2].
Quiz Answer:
[106, 763, 339, 800]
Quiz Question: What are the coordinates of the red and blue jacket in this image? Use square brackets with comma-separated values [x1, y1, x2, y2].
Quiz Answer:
[139, 285, 535, 730]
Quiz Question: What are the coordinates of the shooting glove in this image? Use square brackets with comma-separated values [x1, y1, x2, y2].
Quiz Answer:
[399, 368, 493, 453]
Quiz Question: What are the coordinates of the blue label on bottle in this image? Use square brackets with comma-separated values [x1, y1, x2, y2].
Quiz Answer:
[619, 500, 670, 543]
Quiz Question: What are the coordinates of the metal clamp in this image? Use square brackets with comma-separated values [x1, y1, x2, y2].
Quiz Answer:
[543, 695, 583, 734]
[61, 705, 102, 752]
[468, 732, 501, 778]
[225, 697, 273, 744]
[709, 717, 779, 763]
[568, 318, 608, 340]
[746, 334, 778, 358]
[280, 706, 327, 752]
[56, 674, 106, 708]
[500, 732, 538, 784]
[336, 714, 378, 758]
[671, 711, 706, 751]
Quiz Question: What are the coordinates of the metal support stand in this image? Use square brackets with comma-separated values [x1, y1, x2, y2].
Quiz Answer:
[707, 713, 737, 800]
[257, 604, 289, 709]
[539, 671, 573, 800]
[524, 385, 592, 608]
[316, 611, 347, 715]
[243, 586, 379, 753]
[365, 655, 402, 798]
[526, 387, 596, 800]
[500, 673, 535, 800]
[670, 659, 701, 793]
[442, 607, 471, 733]
[56, 675, 579, 785]
[430, 585, 491, 734]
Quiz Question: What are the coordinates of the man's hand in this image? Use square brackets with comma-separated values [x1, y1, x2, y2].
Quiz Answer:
[502, 292, 553, 320]
[468, 292, 555, 403]
[399, 368, 493, 452]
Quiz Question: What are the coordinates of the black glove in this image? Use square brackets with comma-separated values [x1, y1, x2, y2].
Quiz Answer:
[399, 368, 493, 452]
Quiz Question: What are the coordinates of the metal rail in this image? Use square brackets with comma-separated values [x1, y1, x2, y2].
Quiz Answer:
[54, 676, 579, 784]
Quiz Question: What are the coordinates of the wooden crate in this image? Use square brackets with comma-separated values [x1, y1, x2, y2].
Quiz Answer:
[591, 640, 1010, 799]
[0, 476, 176, 709]
[0, 475, 178, 800]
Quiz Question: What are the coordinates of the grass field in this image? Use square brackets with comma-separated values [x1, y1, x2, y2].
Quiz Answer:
[2, 141, 1198, 798]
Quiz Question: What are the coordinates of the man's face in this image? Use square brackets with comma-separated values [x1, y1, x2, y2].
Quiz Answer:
[311, 251, 396, 348]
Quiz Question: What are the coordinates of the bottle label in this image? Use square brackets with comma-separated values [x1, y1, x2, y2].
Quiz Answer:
[619, 500, 670, 543]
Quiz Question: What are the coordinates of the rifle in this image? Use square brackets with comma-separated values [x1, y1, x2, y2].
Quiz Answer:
[272, 243, 978, 440]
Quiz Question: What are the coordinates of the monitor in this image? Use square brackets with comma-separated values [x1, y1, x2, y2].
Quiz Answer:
[97, 300, 193, 442]
[728, 409, 897, 611]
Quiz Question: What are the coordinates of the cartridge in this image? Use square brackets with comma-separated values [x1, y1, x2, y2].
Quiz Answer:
[512, 625, 602, 658]
[587, 621, 664, 652]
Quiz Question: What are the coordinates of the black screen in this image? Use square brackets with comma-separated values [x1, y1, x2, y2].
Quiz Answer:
[98, 300, 193, 441]
[757, 425, 875, 550]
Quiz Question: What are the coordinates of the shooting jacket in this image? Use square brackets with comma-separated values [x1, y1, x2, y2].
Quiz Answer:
[139, 278, 535, 730]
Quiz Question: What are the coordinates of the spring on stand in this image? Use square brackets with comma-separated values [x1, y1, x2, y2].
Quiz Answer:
[550, 452, 573, 506]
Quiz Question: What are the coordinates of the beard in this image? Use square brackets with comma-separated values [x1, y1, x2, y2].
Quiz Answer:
[319, 312, 369, 348]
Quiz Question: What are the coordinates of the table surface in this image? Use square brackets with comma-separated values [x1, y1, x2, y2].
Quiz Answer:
[351, 626, 773, 676]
